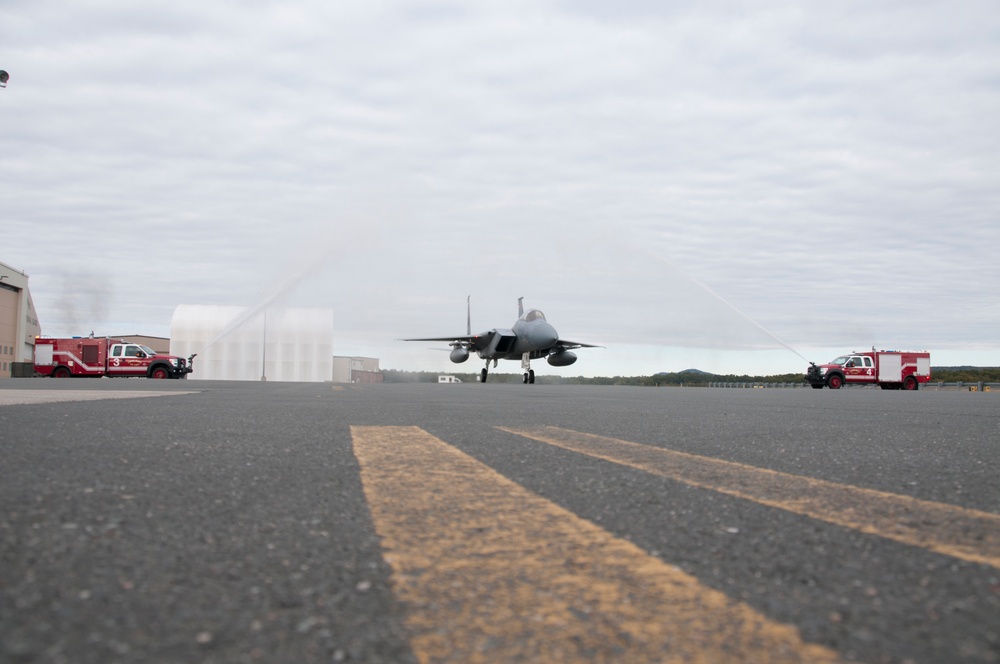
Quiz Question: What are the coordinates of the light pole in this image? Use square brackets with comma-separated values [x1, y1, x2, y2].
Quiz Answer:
[260, 307, 267, 382]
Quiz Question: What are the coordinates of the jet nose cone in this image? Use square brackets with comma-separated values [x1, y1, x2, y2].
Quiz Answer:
[530, 322, 558, 349]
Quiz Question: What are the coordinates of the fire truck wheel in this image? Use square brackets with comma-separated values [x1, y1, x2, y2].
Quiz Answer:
[903, 376, 918, 390]
[827, 374, 844, 390]
[52, 366, 71, 378]
[150, 366, 171, 380]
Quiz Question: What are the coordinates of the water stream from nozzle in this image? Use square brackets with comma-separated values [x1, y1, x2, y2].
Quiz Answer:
[682, 268, 809, 362]
[195, 241, 333, 355]
[633, 239, 809, 363]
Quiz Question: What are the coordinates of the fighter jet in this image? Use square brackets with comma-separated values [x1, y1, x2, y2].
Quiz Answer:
[402, 297, 601, 383]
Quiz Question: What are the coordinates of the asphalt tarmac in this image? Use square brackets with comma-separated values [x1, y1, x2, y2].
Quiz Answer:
[1, 379, 997, 663]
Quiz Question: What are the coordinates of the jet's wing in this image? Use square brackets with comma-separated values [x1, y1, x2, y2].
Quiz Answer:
[400, 335, 478, 343]
[553, 339, 603, 351]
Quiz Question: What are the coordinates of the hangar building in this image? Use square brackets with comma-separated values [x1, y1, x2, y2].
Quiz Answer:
[332, 356, 383, 384]
[0, 260, 42, 377]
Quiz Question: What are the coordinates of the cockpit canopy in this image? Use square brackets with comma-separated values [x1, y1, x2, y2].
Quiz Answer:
[522, 309, 546, 322]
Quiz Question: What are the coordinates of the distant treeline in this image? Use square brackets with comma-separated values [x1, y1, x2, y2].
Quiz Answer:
[382, 367, 1000, 386]
[922, 367, 1000, 383]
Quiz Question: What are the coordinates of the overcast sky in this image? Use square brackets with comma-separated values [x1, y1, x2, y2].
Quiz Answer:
[3, 1, 999, 376]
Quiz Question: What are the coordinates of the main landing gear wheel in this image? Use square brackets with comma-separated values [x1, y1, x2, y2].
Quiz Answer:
[481, 368, 488, 383]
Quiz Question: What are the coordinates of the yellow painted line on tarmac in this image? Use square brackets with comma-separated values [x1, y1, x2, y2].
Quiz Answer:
[499, 426, 1000, 570]
[351, 425, 844, 664]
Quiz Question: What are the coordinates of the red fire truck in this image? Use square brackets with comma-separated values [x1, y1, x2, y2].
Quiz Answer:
[805, 348, 931, 390]
[34, 337, 195, 379]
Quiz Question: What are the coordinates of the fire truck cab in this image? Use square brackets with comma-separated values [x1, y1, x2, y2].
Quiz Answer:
[34, 337, 194, 379]
[805, 349, 930, 390]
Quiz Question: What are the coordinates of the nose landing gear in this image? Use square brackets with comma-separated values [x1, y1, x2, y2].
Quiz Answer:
[521, 353, 535, 384]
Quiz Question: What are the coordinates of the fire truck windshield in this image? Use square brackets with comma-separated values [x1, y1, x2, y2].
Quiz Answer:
[831, 356, 850, 366]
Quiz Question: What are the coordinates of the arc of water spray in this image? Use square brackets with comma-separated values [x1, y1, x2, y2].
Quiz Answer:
[620, 235, 809, 362]
[197, 240, 335, 355]
[676, 265, 808, 362]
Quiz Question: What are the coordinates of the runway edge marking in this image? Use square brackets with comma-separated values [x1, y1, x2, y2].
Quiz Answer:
[0, 389, 200, 406]
[351, 425, 845, 664]
[498, 425, 1000, 570]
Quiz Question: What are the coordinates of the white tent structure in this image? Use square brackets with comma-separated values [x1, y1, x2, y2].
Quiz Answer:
[170, 305, 333, 382]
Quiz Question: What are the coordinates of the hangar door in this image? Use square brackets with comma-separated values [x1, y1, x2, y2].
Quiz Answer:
[0, 286, 18, 376]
